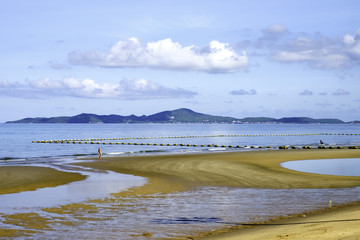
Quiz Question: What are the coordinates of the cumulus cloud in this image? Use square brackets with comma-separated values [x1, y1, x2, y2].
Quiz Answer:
[299, 89, 313, 96]
[0, 78, 197, 99]
[69, 38, 248, 73]
[230, 89, 257, 95]
[271, 29, 360, 69]
[332, 89, 350, 96]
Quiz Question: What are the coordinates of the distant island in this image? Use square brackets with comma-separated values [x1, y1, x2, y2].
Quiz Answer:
[5, 108, 357, 124]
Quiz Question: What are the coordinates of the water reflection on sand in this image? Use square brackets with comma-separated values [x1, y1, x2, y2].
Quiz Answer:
[0, 159, 146, 213]
[282, 158, 360, 177]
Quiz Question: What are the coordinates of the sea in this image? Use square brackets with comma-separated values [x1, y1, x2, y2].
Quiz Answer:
[1, 123, 360, 161]
[1, 123, 360, 239]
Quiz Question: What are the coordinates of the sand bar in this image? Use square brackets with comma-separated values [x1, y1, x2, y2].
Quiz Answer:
[79, 149, 360, 189]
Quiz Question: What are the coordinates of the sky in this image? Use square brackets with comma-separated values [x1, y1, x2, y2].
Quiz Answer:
[1, 0, 360, 122]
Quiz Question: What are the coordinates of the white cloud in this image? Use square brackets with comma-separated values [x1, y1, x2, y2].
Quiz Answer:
[69, 38, 248, 73]
[264, 24, 288, 35]
[332, 89, 350, 96]
[299, 90, 313, 96]
[230, 89, 257, 95]
[256, 24, 289, 48]
[271, 29, 360, 69]
[0, 78, 197, 99]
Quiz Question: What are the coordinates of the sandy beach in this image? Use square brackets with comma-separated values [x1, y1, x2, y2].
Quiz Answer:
[1, 149, 360, 239]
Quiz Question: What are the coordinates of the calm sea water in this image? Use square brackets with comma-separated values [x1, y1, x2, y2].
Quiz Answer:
[1, 123, 360, 161]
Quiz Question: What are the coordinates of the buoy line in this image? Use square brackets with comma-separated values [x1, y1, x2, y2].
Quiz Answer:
[32, 139, 360, 150]
[33, 132, 359, 150]
[32, 132, 359, 144]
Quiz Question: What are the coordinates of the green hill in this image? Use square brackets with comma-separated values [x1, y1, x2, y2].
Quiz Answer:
[6, 108, 349, 124]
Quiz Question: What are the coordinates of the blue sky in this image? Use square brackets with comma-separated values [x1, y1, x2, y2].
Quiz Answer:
[1, 0, 360, 122]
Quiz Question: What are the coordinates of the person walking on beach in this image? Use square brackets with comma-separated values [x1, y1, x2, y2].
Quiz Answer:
[98, 147, 102, 159]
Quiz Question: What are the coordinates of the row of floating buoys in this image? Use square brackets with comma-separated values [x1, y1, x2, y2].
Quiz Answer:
[33, 132, 359, 144]
[32, 140, 359, 150]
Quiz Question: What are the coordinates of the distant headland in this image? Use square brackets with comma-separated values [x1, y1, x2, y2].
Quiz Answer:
[5, 108, 359, 124]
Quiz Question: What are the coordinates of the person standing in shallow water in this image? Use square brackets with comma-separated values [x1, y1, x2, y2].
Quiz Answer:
[98, 147, 102, 159]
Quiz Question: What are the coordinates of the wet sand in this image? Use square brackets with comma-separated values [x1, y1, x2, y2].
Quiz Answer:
[0, 166, 86, 195]
[202, 202, 360, 240]
[1, 149, 360, 239]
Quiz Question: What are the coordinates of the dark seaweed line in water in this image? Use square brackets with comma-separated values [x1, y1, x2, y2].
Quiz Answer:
[151, 217, 360, 225]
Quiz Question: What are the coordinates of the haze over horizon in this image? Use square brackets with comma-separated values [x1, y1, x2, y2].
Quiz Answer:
[1, 1, 359, 123]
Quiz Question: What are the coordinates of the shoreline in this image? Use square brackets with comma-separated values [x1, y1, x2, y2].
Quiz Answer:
[1, 149, 360, 239]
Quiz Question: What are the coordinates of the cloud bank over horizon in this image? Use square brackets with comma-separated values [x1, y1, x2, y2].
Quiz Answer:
[0, 78, 197, 100]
